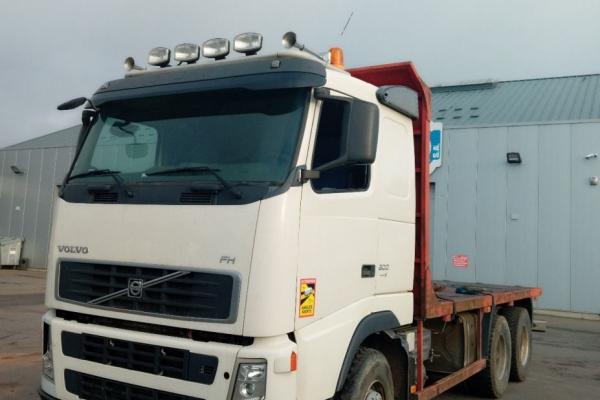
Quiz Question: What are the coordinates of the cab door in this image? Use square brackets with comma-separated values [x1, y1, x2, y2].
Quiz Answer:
[297, 96, 378, 325]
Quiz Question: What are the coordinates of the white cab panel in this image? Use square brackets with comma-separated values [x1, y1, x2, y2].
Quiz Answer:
[46, 199, 260, 335]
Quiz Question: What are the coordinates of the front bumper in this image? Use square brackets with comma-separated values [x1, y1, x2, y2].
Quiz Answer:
[38, 388, 59, 400]
[42, 310, 297, 399]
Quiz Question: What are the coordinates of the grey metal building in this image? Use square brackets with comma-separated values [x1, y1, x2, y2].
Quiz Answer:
[0, 126, 79, 268]
[1, 73, 599, 314]
[430, 74, 600, 314]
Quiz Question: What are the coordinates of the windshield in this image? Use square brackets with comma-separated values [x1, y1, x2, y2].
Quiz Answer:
[70, 88, 308, 186]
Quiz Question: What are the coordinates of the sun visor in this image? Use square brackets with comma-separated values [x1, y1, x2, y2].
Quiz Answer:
[92, 56, 326, 106]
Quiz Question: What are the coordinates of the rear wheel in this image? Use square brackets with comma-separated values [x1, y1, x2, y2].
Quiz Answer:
[503, 307, 532, 381]
[338, 347, 395, 400]
[470, 314, 512, 398]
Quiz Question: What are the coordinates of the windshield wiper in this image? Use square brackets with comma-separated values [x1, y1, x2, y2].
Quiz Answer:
[67, 169, 133, 198]
[145, 166, 242, 199]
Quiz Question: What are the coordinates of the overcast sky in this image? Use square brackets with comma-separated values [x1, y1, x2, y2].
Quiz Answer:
[1, 0, 599, 147]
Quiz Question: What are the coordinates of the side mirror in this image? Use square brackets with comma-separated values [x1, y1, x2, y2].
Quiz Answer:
[57, 97, 88, 111]
[313, 92, 379, 172]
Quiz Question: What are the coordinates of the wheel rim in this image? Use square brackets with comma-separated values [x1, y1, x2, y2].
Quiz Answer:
[519, 324, 530, 365]
[493, 333, 508, 379]
[364, 381, 385, 400]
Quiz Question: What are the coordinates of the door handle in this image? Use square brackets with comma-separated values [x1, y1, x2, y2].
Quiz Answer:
[361, 264, 376, 278]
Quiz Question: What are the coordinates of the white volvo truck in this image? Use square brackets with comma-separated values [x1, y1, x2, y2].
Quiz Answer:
[39, 32, 541, 400]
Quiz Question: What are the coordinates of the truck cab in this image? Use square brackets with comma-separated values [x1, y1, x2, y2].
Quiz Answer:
[40, 33, 540, 400]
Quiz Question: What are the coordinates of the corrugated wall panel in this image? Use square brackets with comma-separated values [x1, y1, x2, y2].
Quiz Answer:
[570, 123, 600, 313]
[537, 125, 571, 310]
[445, 129, 478, 282]
[34, 148, 59, 268]
[505, 126, 539, 287]
[0, 144, 74, 269]
[0, 151, 6, 227]
[10, 150, 30, 237]
[431, 121, 600, 312]
[474, 127, 507, 284]
[0, 151, 18, 237]
[21, 149, 44, 267]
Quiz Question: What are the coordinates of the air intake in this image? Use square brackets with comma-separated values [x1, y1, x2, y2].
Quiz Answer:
[93, 192, 118, 203]
[179, 191, 214, 204]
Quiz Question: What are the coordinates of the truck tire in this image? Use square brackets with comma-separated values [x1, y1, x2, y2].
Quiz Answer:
[470, 314, 511, 398]
[503, 307, 532, 382]
[338, 347, 395, 400]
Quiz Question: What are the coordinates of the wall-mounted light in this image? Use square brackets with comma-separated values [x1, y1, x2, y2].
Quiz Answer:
[10, 165, 23, 175]
[506, 152, 522, 164]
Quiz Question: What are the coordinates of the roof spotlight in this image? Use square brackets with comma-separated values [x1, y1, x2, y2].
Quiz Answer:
[202, 38, 230, 60]
[174, 43, 200, 64]
[148, 47, 171, 67]
[233, 32, 263, 55]
[123, 56, 143, 72]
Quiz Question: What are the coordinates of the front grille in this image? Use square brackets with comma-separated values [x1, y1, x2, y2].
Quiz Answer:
[65, 370, 204, 400]
[56, 310, 254, 346]
[62, 331, 218, 384]
[58, 262, 237, 320]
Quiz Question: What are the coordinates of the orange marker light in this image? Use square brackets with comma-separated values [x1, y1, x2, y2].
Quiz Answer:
[329, 47, 344, 68]
[290, 351, 298, 371]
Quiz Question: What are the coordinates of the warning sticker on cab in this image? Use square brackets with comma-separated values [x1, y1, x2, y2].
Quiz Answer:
[299, 278, 316, 318]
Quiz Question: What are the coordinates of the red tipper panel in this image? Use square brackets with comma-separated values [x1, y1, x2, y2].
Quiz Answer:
[348, 63, 451, 320]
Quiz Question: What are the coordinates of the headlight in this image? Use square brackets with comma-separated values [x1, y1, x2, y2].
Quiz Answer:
[42, 322, 54, 381]
[232, 361, 267, 400]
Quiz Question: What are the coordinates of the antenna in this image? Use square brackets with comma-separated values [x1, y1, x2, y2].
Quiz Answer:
[340, 11, 354, 36]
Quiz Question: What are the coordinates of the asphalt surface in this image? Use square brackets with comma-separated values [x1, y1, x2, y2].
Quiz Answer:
[1, 269, 599, 399]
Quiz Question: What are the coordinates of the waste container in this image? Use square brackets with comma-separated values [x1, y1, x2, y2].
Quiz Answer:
[0, 237, 24, 266]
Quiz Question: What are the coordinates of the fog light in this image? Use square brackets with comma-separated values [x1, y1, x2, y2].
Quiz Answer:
[174, 43, 200, 63]
[232, 361, 266, 400]
[148, 47, 171, 67]
[202, 38, 230, 60]
[233, 32, 263, 55]
[42, 322, 54, 381]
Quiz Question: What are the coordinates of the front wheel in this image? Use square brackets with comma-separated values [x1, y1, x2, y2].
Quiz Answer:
[337, 347, 395, 400]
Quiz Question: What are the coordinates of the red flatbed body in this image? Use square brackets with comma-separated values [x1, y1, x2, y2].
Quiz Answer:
[348, 63, 541, 399]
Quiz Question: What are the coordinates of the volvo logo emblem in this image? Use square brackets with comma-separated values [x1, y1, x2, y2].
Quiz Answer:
[127, 279, 144, 298]
[57, 245, 89, 254]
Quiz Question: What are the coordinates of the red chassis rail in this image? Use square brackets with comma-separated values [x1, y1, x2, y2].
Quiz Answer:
[348, 63, 542, 398]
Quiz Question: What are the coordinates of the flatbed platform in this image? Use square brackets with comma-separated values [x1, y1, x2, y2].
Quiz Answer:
[432, 281, 542, 316]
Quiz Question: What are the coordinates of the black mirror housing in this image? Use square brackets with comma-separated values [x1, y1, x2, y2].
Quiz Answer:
[314, 94, 379, 172]
[344, 99, 379, 164]
[57, 97, 88, 111]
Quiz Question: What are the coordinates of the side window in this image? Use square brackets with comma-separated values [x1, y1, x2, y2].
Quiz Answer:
[311, 100, 369, 192]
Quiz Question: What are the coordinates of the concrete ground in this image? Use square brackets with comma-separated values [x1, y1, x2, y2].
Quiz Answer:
[0, 269, 46, 400]
[0, 269, 599, 400]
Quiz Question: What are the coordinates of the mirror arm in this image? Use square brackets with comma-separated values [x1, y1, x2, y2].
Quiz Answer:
[298, 168, 321, 184]
[313, 157, 347, 173]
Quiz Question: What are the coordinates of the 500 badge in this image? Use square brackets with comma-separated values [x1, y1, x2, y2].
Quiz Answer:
[299, 278, 316, 318]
